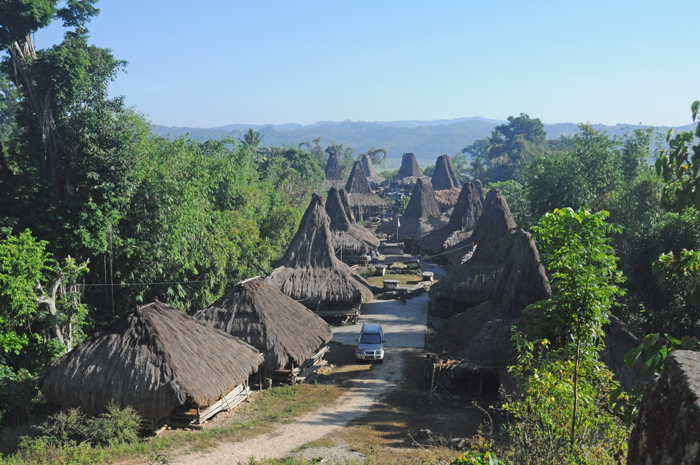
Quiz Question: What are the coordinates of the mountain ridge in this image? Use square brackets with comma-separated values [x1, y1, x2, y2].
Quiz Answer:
[153, 118, 696, 169]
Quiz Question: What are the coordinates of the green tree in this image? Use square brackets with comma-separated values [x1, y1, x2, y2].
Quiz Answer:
[526, 208, 625, 450]
[653, 101, 700, 302]
[363, 147, 387, 168]
[461, 114, 548, 183]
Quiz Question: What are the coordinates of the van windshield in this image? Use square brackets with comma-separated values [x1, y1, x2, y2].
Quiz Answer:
[359, 333, 382, 344]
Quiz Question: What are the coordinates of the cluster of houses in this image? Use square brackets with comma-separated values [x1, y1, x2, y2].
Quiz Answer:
[35, 151, 643, 435]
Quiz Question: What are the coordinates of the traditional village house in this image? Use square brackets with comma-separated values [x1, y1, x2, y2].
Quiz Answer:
[36, 301, 263, 429]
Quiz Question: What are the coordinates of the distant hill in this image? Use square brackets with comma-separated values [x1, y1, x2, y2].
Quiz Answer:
[153, 117, 696, 169]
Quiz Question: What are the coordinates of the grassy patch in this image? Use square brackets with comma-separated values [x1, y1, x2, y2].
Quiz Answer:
[366, 273, 424, 288]
[1, 383, 345, 465]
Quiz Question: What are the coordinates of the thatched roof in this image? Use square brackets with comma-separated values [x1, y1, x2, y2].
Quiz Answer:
[326, 187, 380, 255]
[434, 188, 461, 213]
[432, 155, 462, 190]
[339, 189, 355, 222]
[360, 153, 386, 188]
[386, 153, 424, 187]
[437, 232, 551, 369]
[376, 177, 448, 241]
[325, 151, 344, 181]
[266, 193, 374, 310]
[345, 161, 389, 209]
[195, 277, 332, 375]
[429, 189, 517, 314]
[36, 301, 263, 419]
[418, 182, 483, 256]
[437, 232, 644, 391]
[474, 179, 484, 199]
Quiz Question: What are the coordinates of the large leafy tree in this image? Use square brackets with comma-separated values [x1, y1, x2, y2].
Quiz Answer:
[0, 0, 102, 199]
[461, 113, 548, 183]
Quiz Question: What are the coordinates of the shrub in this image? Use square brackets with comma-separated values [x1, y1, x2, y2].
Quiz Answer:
[36, 402, 141, 447]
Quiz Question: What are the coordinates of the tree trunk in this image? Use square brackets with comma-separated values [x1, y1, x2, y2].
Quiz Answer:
[37, 275, 66, 349]
[9, 35, 67, 199]
[571, 318, 581, 452]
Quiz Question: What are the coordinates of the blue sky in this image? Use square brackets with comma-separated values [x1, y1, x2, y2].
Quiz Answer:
[35, 1, 700, 128]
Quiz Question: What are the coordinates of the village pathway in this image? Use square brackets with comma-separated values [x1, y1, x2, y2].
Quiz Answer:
[171, 346, 404, 465]
[171, 259, 442, 464]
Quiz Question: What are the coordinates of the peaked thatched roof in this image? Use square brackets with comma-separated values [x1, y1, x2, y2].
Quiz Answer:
[385, 153, 424, 187]
[429, 189, 517, 315]
[376, 177, 448, 241]
[396, 152, 424, 178]
[418, 182, 483, 255]
[474, 179, 484, 199]
[345, 161, 389, 209]
[432, 155, 462, 190]
[325, 151, 344, 181]
[195, 277, 332, 375]
[339, 189, 355, 222]
[326, 187, 380, 255]
[360, 153, 386, 188]
[36, 301, 263, 419]
[266, 193, 374, 310]
[437, 232, 551, 371]
[437, 233, 644, 390]
[323, 151, 345, 190]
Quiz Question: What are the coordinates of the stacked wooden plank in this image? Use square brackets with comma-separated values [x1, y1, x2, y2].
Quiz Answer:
[271, 346, 330, 384]
[169, 382, 251, 425]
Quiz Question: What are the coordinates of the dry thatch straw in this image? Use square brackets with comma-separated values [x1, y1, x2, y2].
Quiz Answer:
[429, 189, 517, 316]
[385, 152, 424, 187]
[360, 153, 386, 188]
[266, 193, 374, 311]
[437, 232, 643, 391]
[194, 277, 332, 376]
[431, 155, 462, 190]
[418, 182, 483, 256]
[339, 188, 355, 222]
[323, 150, 345, 190]
[436, 231, 551, 379]
[434, 188, 461, 212]
[36, 301, 263, 420]
[326, 187, 380, 255]
[376, 177, 448, 241]
[345, 161, 389, 211]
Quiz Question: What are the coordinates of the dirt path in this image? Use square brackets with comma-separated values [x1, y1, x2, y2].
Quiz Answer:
[172, 261, 442, 464]
[172, 348, 404, 465]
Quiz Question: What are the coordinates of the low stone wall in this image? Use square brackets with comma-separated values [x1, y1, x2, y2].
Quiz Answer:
[628, 350, 700, 464]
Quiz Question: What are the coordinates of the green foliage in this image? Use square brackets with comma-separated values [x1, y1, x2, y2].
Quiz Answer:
[37, 402, 141, 446]
[0, 73, 18, 144]
[392, 196, 410, 215]
[239, 128, 263, 149]
[527, 208, 625, 350]
[363, 147, 387, 168]
[378, 168, 399, 179]
[451, 451, 504, 464]
[325, 142, 355, 177]
[501, 333, 629, 464]
[523, 207, 625, 457]
[0, 230, 52, 355]
[422, 164, 435, 177]
[655, 100, 700, 212]
[462, 114, 548, 183]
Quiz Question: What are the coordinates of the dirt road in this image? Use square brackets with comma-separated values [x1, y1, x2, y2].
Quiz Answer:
[172, 348, 404, 465]
[172, 268, 437, 464]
